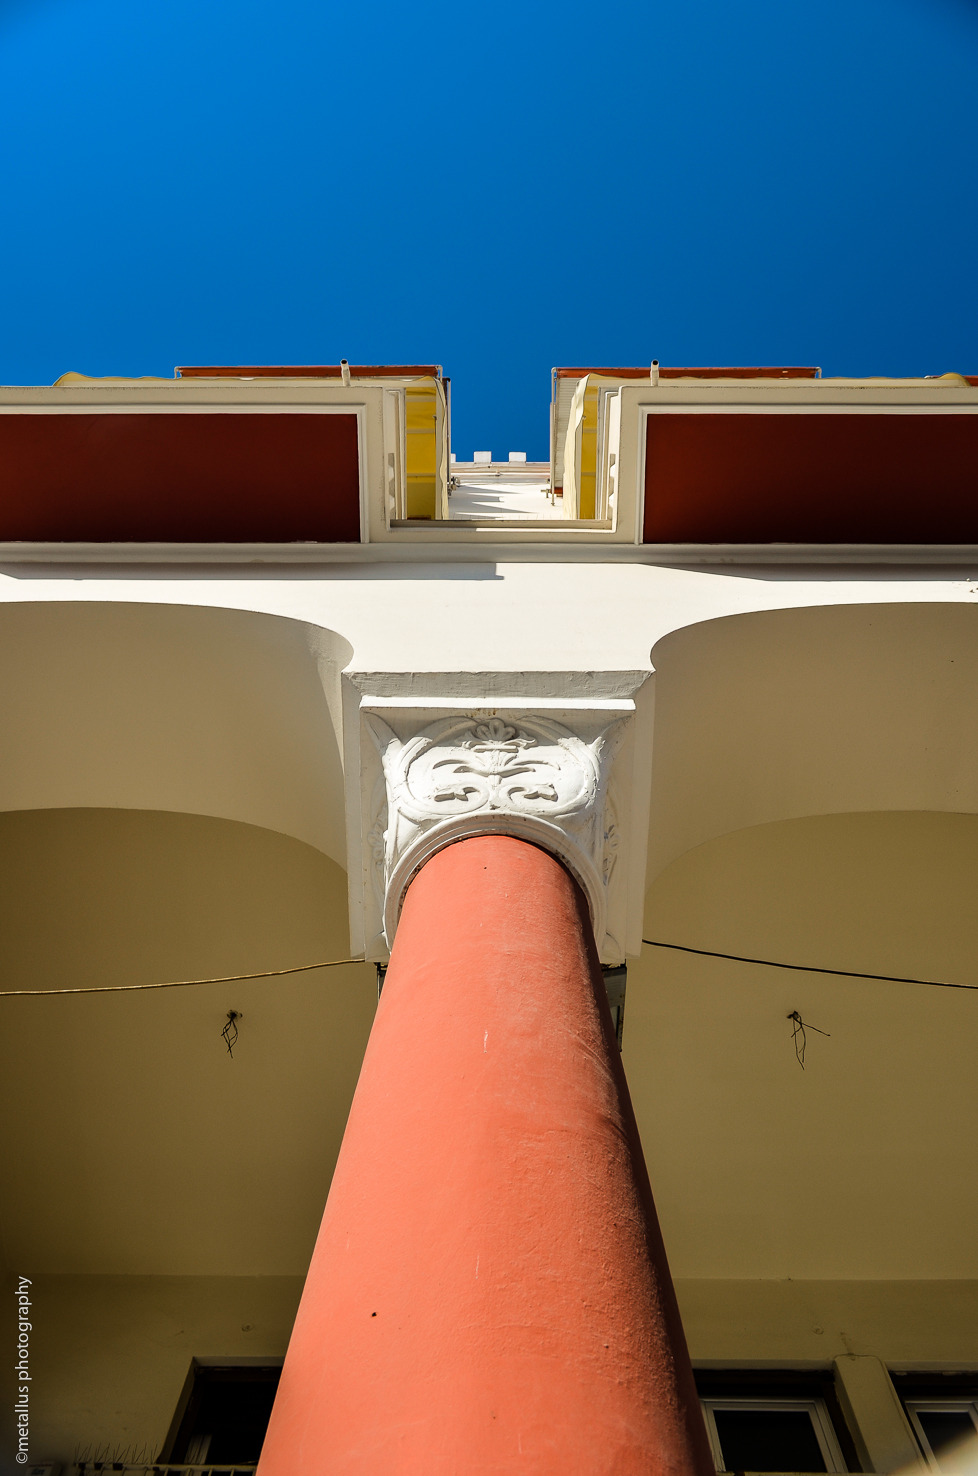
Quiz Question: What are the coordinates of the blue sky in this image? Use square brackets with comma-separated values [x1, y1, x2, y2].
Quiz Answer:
[1, 0, 975, 458]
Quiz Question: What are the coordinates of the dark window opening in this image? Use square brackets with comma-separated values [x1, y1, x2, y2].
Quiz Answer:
[696, 1372, 858, 1473]
[892, 1374, 978, 1474]
[916, 1411, 977, 1466]
[712, 1408, 828, 1472]
[164, 1363, 281, 1465]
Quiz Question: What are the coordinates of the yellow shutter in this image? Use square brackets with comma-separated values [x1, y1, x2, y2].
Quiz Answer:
[405, 381, 438, 519]
[578, 379, 599, 520]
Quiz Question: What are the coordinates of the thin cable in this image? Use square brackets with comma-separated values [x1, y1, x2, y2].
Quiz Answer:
[8, 940, 978, 1000]
[0, 956, 366, 998]
[642, 938, 978, 990]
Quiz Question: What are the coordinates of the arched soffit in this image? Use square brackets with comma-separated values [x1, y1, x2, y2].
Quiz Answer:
[0, 601, 353, 866]
[632, 811, 978, 1281]
[0, 807, 375, 1276]
[647, 601, 978, 881]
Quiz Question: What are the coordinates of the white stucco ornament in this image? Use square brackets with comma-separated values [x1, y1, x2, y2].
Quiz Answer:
[365, 711, 624, 954]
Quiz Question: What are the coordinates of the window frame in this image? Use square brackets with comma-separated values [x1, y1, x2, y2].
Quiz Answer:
[903, 1399, 978, 1472]
[160, 1358, 282, 1465]
[695, 1371, 859, 1475]
[700, 1394, 850, 1474]
[891, 1373, 978, 1474]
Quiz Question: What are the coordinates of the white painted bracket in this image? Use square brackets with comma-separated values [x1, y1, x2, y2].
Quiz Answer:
[345, 681, 653, 966]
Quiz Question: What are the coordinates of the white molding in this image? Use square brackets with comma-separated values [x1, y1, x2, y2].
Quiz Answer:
[5, 540, 978, 565]
[349, 697, 648, 966]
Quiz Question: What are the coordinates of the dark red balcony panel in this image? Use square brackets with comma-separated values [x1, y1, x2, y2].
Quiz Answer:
[644, 412, 978, 543]
[0, 411, 361, 542]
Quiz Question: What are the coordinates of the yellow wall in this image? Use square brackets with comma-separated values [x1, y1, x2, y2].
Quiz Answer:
[16, 1273, 978, 1467]
[677, 1279, 978, 1367]
[629, 811, 978, 1281]
[0, 809, 376, 1279]
[13, 1273, 302, 1466]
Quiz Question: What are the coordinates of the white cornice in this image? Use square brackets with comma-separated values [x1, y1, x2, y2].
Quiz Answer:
[4, 541, 978, 566]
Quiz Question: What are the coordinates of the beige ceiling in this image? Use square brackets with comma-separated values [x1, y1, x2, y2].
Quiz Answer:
[0, 808, 375, 1277]
[631, 809, 978, 1281]
[3, 805, 976, 1286]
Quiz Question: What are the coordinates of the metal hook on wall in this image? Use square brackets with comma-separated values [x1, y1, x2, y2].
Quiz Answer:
[222, 1009, 241, 1058]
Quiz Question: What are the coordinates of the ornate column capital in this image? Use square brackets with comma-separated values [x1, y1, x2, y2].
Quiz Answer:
[345, 681, 653, 966]
[367, 710, 622, 950]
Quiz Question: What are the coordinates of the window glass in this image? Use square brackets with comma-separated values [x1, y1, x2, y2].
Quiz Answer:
[901, 1396, 978, 1476]
[916, 1410, 977, 1470]
[712, 1408, 828, 1472]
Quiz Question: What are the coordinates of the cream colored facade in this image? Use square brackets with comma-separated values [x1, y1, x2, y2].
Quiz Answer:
[2, 370, 978, 1472]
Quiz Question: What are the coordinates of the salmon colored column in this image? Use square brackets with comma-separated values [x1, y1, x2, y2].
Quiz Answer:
[258, 835, 713, 1476]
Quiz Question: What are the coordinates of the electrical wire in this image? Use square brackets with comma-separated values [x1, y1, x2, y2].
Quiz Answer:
[0, 956, 366, 998]
[642, 938, 978, 991]
[4, 940, 976, 999]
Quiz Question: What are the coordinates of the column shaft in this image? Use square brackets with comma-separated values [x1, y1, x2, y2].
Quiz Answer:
[258, 834, 712, 1476]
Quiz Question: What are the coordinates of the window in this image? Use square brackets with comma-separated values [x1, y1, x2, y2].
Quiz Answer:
[697, 1374, 855, 1474]
[906, 1405, 978, 1473]
[894, 1376, 978, 1475]
[163, 1363, 281, 1466]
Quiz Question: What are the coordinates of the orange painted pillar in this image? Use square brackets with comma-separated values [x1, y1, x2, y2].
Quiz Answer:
[258, 835, 713, 1476]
